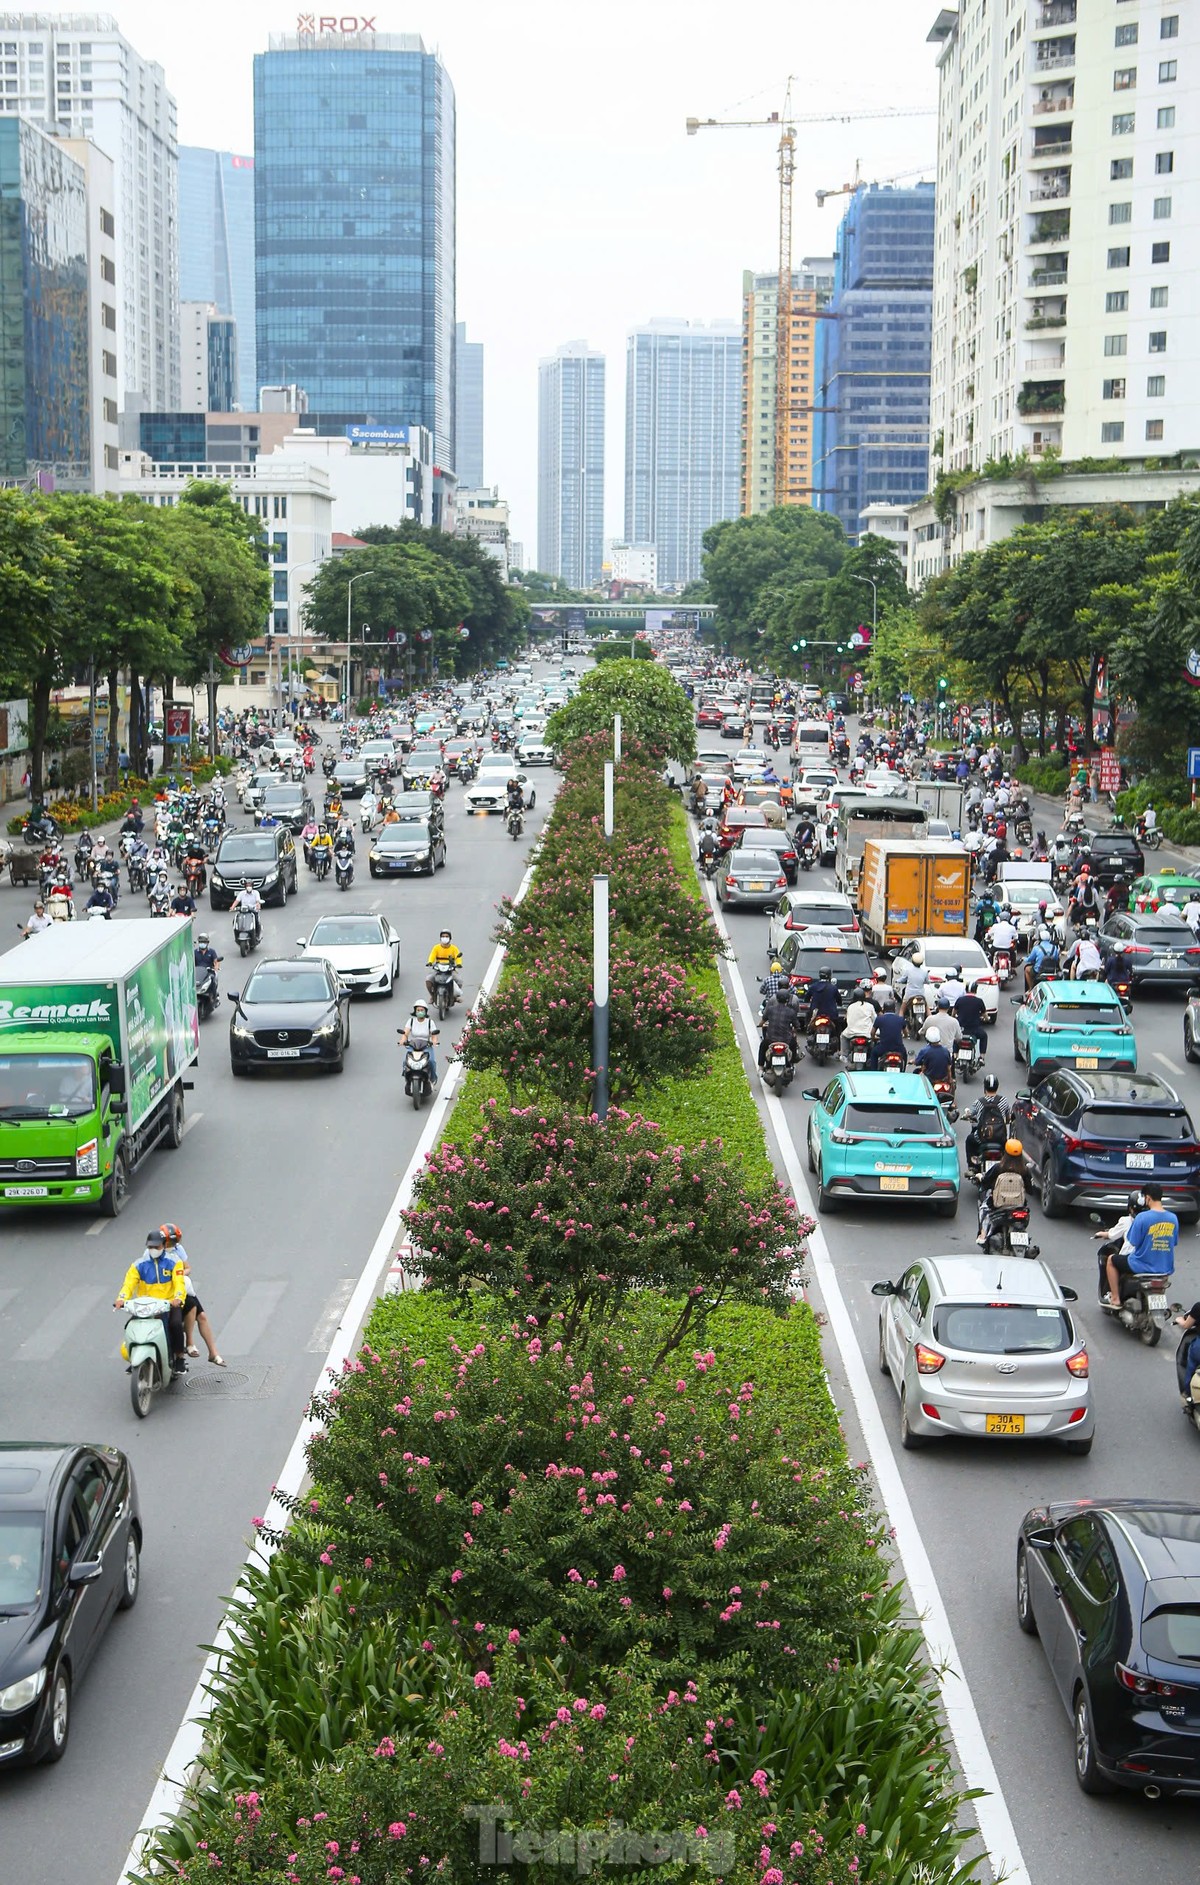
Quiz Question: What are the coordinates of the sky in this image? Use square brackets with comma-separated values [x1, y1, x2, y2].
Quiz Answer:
[77, 0, 943, 551]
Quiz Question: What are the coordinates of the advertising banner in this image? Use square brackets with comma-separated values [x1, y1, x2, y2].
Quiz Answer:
[164, 704, 192, 745]
[123, 925, 198, 1129]
[1099, 747, 1121, 794]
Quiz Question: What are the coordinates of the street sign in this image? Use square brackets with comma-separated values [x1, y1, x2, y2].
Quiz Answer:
[1187, 748, 1200, 782]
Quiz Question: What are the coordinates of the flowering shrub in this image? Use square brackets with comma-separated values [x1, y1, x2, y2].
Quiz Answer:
[403, 1103, 805, 1345]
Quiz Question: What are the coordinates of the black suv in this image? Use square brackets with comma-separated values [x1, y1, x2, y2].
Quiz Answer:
[1010, 1067, 1200, 1219]
[777, 927, 872, 1004]
[257, 782, 313, 834]
[1087, 831, 1144, 887]
[210, 826, 299, 909]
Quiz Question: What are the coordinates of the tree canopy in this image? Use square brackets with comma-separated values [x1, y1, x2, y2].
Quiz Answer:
[545, 659, 696, 763]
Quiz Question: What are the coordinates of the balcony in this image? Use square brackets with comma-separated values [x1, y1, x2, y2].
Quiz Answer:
[1036, 2, 1076, 26]
[1030, 138, 1072, 161]
[1025, 351, 1066, 372]
[1017, 380, 1066, 417]
[1025, 310, 1067, 329]
[1030, 171, 1071, 203]
[1028, 213, 1070, 247]
[1027, 264, 1068, 289]
[1033, 94, 1074, 117]
[1035, 49, 1076, 74]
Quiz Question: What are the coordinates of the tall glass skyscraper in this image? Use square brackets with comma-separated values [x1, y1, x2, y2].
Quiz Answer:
[454, 320, 484, 487]
[813, 184, 935, 543]
[178, 148, 257, 411]
[253, 30, 455, 463]
[624, 319, 741, 587]
[538, 342, 605, 589]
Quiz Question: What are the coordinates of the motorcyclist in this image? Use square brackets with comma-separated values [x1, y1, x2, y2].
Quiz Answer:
[805, 966, 842, 1046]
[940, 965, 968, 1010]
[926, 993, 962, 1057]
[965, 1073, 1009, 1171]
[113, 1228, 188, 1377]
[426, 930, 464, 1005]
[1022, 925, 1061, 991]
[1064, 930, 1103, 981]
[1106, 875, 1130, 918]
[972, 889, 997, 945]
[21, 900, 52, 937]
[985, 909, 1019, 961]
[895, 953, 930, 1021]
[170, 884, 197, 919]
[976, 1140, 1028, 1248]
[85, 880, 115, 917]
[505, 776, 525, 814]
[843, 981, 878, 1045]
[914, 1025, 953, 1087]
[1069, 865, 1101, 928]
[310, 820, 334, 870]
[793, 810, 817, 855]
[193, 932, 221, 1002]
[1141, 802, 1158, 839]
[869, 996, 908, 1071]
[398, 1000, 440, 1084]
[1104, 940, 1134, 997]
[953, 984, 989, 1063]
[233, 880, 262, 944]
[758, 984, 800, 1068]
[698, 818, 720, 872]
[1104, 1182, 1178, 1308]
[1173, 1301, 1200, 1410]
[759, 959, 791, 1006]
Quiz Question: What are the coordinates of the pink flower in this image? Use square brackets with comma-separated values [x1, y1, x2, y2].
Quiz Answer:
[373, 1738, 396, 1759]
[611, 1565, 626, 1582]
[590, 1703, 607, 1720]
[507, 1628, 521, 1644]
[750, 1768, 770, 1797]
[662, 1586, 673, 1600]
[388, 1823, 407, 1840]
[724, 1789, 742, 1810]
[474, 1671, 492, 1689]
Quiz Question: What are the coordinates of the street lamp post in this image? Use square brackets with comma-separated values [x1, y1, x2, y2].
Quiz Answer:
[345, 571, 369, 715]
[851, 574, 878, 635]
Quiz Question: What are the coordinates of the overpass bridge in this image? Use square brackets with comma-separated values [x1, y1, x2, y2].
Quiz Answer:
[529, 604, 716, 635]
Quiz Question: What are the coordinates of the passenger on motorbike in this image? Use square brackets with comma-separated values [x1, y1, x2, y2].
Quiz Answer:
[698, 819, 720, 871]
[113, 1229, 188, 1376]
[426, 930, 463, 1004]
[976, 1140, 1028, 1247]
[926, 996, 961, 1057]
[758, 986, 800, 1068]
[1105, 1184, 1178, 1308]
[1069, 866, 1101, 928]
[759, 960, 791, 1006]
[398, 1000, 439, 1084]
[896, 955, 930, 1020]
[869, 997, 908, 1071]
[1173, 1302, 1200, 1409]
[964, 1073, 1008, 1169]
[1064, 931, 1103, 981]
[953, 985, 989, 1062]
[1023, 926, 1061, 991]
[914, 1026, 953, 1086]
[805, 967, 842, 1047]
[843, 982, 878, 1043]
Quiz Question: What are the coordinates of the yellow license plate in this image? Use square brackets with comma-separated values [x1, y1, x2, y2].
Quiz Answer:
[986, 1413, 1025, 1435]
[879, 1175, 909, 1192]
[748, 881, 767, 891]
[1076, 1056, 1098, 1069]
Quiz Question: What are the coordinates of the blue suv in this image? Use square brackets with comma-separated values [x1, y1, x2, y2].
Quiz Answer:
[1010, 1069, 1200, 1221]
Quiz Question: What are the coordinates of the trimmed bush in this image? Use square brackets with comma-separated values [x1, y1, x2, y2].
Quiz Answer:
[1012, 754, 1068, 796]
[1163, 807, 1200, 847]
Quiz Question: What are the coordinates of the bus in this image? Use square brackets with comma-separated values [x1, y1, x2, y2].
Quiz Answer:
[835, 796, 930, 899]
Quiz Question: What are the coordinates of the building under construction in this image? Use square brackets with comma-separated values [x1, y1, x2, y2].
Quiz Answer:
[740, 260, 835, 515]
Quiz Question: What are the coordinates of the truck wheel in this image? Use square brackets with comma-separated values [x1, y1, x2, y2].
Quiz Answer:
[102, 1148, 130, 1218]
[163, 1087, 184, 1149]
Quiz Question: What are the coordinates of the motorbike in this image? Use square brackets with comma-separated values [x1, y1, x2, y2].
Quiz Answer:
[1175, 1325, 1200, 1432]
[879, 1046, 907, 1073]
[930, 1075, 958, 1121]
[334, 846, 354, 891]
[905, 992, 929, 1040]
[1107, 967, 1134, 1012]
[431, 960, 457, 1021]
[184, 854, 207, 895]
[322, 751, 336, 778]
[842, 1032, 871, 1071]
[312, 846, 332, 882]
[954, 1035, 982, 1084]
[990, 946, 1014, 988]
[86, 899, 113, 921]
[195, 960, 219, 1020]
[73, 837, 94, 881]
[699, 844, 719, 879]
[799, 839, 817, 872]
[47, 885, 74, 923]
[403, 1043, 434, 1110]
[1093, 1220, 1176, 1345]
[966, 1136, 1008, 1187]
[128, 856, 147, 893]
[761, 1039, 795, 1094]
[1137, 819, 1163, 851]
[120, 1298, 182, 1419]
[22, 814, 59, 847]
[506, 804, 524, 841]
[232, 907, 260, 958]
[807, 1017, 838, 1066]
[980, 1203, 1040, 1258]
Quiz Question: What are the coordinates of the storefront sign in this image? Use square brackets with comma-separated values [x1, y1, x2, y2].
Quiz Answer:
[297, 14, 377, 33]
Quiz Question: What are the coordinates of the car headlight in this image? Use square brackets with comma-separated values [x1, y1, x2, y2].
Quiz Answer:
[231, 1016, 254, 1039]
[312, 1015, 341, 1039]
[76, 1139, 99, 1178]
[0, 1668, 46, 1714]
[263, 870, 278, 885]
[211, 871, 226, 888]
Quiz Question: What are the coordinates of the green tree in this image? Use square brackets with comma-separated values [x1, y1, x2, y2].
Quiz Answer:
[353, 524, 529, 672]
[819, 535, 908, 645]
[0, 490, 78, 799]
[301, 545, 471, 694]
[544, 660, 696, 763]
[702, 507, 845, 657]
[159, 482, 273, 756]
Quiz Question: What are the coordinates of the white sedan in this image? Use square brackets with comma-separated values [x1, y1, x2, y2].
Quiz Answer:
[732, 745, 769, 781]
[515, 734, 555, 766]
[889, 936, 1000, 1020]
[463, 763, 536, 813]
[296, 913, 401, 997]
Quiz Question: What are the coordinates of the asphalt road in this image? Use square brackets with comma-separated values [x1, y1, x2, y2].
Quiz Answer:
[0, 720, 559, 1884]
[712, 806, 1200, 1878]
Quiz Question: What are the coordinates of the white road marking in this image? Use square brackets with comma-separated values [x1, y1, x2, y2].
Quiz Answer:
[1154, 1052, 1185, 1077]
[705, 878, 1032, 1885]
[216, 1281, 288, 1357]
[179, 1109, 204, 1140]
[16, 1286, 107, 1361]
[85, 1215, 112, 1237]
[305, 1278, 357, 1353]
[120, 842, 542, 1882]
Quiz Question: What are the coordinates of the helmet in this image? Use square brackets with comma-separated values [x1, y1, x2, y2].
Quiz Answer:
[159, 1222, 182, 1246]
[1127, 1190, 1145, 1214]
[1004, 1138, 1023, 1158]
[925, 1026, 940, 1043]
[702, 817, 715, 832]
[413, 1000, 429, 1017]
[1038, 925, 1052, 943]
[145, 1229, 165, 1250]
[872, 966, 888, 983]
[197, 933, 210, 947]
[242, 878, 252, 889]
[936, 992, 950, 1009]
[983, 1072, 999, 1096]
[818, 967, 833, 982]
[770, 960, 783, 975]
[857, 979, 873, 996]
[952, 965, 963, 979]
[440, 930, 452, 943]
[1080, 863, 1090, 875]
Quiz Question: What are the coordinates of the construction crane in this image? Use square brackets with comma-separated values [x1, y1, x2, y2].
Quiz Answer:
[687, 88, 935, 507]
[815, 159, 935, 209]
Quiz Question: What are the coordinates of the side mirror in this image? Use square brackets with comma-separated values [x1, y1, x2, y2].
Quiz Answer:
[1014, 1087, 1032, 1102]
[870, 1280, 897, 1297]
[1060, 1286, 1078, 1302]
[107, 1063, 126, 1095]
[225, 989, 240, 1003]
[1024, 1526, 1055, 1553]
[69, 1558, 103, 1587]
[801, 1087, 821, 1101]
[296, 937, 307, 951]
[109, 1097, 128, 1117]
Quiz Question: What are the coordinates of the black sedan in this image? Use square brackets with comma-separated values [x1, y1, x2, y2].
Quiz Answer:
[1100, 909, 1200, 990]
[736, 825, 799, 885]
[369, 821, 447, 878]
[1017, 1499, 1200, 1798]
[0, 1442, 141, 1767]
[228, 958, 350, 1074]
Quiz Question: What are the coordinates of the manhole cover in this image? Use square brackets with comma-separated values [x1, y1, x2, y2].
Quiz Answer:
[174, 1362, 282, 1401]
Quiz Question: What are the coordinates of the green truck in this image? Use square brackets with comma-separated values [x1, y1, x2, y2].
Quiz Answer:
[0, 918, 199, 1215]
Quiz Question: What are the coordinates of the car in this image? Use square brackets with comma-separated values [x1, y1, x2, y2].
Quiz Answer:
[210, 825, 299, 909]
[463, 763, 535, 814]
[732, 746, 769, 781]
[240, 767, 278, 813]
[803, 1070, 960, 1215]
[515, 733, 555, 766]
[890, 937, 1000, 1020]
[1099, 908, 1200, 989]
[926, 818, 954, 842]
[737, 783, 787, 816]
[1009, 1068, 1200, 1219]
[798, 682, 823, 705]
[384, 789, 444, 830]
[719, 714, 743, 739]
[826, 691, 850, 713]
[358, 739, 397, 778]
[766, 889, 859, 957]
[332, 758, 368, 799]
[714, 846, 789, 911]
[776, 926, 873, 1002]
[1016, 1499, 1200, 1797]
[441, 739, 480, 777]
[794, 766, 839, 801]
[735, 825, 798, 885]
[717, 803, 769, 852]
[873, 1254, 1091, 1452]
[0, 1441, 142, 1767]
[1087, 831, 1145, 887]
[297, 913, 401, 997]
[256, 782, 313, 834]
[1012, 979, 1136, 1074]
[369, 820, 447, 876]
[1127, 869, 1200, 914]
[401, 746, 446, 788]
[696, 705, 725, 729]
[228, 956, 350, 1074]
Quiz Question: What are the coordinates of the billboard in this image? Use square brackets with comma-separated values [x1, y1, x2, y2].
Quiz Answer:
[346, 424, 411, 446]
[644, 608, 699, 636]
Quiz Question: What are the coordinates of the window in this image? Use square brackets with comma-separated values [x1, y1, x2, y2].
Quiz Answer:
[1149, 331, 1168, 354]
[1112, 113, 1136, 134]
[1159, 61, 1177, 83]
[1148, 375, 1166, 397]
[1115, 22, 1138, 46]
[1154, 153, 1174, 179]
[100, 255, 114, 283]
[99, 207, 114, 237]
[1150, 284, 1169, 309]
[1111, 157, 1133, 179]
[100, 303, 115, 329]
[102, 397, 117, 424]
[1108, 246, 1131, 268]
[1152, 241, 1171, 263]
[1153, 196, 1173, 220]
[1109, 200, 1132, 223]
[102, 349, 116, 377]
[1103, 333, 1128, 358]
[1114, 67, 1137, 90]
[1158, 106, 1176, 129]
[1103, 378, 1126, 399]
[1101, 422, 1125, 443]
[104, 444, 119, 472]
[1162, 15, 1179, 38]
[1146, 419, 1164, 441]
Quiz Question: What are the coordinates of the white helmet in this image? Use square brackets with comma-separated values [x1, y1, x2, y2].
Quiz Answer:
[925, 1026, 940, 1043]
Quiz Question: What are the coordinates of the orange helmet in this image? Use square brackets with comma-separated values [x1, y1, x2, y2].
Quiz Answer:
[159, 1222, 183, 1246]
[1005, 1139, 1024, 1158]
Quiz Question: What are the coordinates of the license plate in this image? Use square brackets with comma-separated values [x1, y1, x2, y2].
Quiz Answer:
[267, 1047, 301, 1059]
[879, 1175, 909, 1192]
[1010, 1230, 1030, 1247]
[3, 1184, 48, 1198]
[748, 881, 768, 891]
[1162, 956, 1179, 969]
[986, 1413, 1025, 1435]
[1127, 1152, 1154, 1168]
[1148, 1292, 1169, 1310]
[851, 1052, 867, 1065]
[1075, 1056, 1098, 1069]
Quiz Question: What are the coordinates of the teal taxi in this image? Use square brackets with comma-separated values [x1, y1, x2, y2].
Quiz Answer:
[1012, 977, 1135, 1075]
[1129, 870, 1200, 915]
[802, 1071, 959, 1217]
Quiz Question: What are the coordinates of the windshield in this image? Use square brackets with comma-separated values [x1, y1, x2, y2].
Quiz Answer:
[841, 1104, 943, 1135]
[932, 1304, 1071, 1354]
[218, 835, 278, 863]
[1045, 1000, 1123, 1024]
[379, 826, 430, 848]
[0, 1053, 96, 1119]
[1142, 1606, 1200, 1663]
[309, 919, 382, 946]
[1079, 1108, 1192, 1141]
[1135, 924, 1191, 945]
[794, 951, 871, 979]
[921, 942, 987, 969]
[791, 905, 852, 926]
[245, 969, 331, 1003]
[0, 1514, 43, 1608]
[262, 787, 301, 806]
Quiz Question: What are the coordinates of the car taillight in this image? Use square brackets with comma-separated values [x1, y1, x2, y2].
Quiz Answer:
[1117, 1663, 1180, 1699]
[775, 875, 787, 888]
[1126, 943, 1153, 954]
[1062, 1136, 1106, 1155]
[1065, 1349, 1089, 1378]
[977, 973, 998, 987]
[915, 1343, 945, 1375]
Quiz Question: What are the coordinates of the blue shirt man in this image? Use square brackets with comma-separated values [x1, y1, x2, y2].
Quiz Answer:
[1124, 1195, 1179, 1275]
[915, 1039, 953, 1083]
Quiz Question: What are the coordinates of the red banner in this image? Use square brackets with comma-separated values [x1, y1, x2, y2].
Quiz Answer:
[165, 704, 192, 743]
[1099, 747, 1121, 793]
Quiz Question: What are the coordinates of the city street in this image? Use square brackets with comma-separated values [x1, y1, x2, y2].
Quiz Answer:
[714, 825, 1200, 1884]
[0, 757, 557, 1885]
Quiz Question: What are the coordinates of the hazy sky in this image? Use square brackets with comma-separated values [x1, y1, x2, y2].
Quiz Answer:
[87, 0, 941, 549]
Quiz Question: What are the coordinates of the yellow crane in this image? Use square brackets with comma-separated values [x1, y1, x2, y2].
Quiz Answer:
[687, 89, 934, 506]
[815, 160, 935, 210]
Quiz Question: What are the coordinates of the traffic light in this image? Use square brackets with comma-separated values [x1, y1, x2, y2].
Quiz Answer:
[798, 638, 807, 649]
[938, 676, 948, 692]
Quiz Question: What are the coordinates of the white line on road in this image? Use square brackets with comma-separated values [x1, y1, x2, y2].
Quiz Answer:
[179, 1109, 205, 1140]
[17, 1287, 107, 1361]
[706, 882, 1031, 1885]
[217, 1281, 288, 1357]
[85, 1215, 111, 1237]
[305, 1278, 357, 1353]
[1155, 1051, 1185, 1077]
[118, 844, 541, 1884]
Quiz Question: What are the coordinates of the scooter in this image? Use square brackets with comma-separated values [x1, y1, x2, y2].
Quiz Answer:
[506, 804, 524, 841]
[980, 1204, 1040, 1258]
[1175, 1323, 1200, 1431]
[334, 846, 354, 891]
[195, 960, 219, 1020]
[120, 1299, 183, 1418]
[232, 907, 259, 958]
[1137, 819, 1163, 851]
[699, 845, 719, 879]
[431, 961, 457, 1021]
[149, 884, 171, 918]
[807, 1018, 837, 1066]
[761, 1039, 795, 1094]
[954, 1035, 982, 1084]
[905, 993, 929, 1040]
[842, 1032, 871, 1071]
[930, 1075, 958, 1122]
[1095, 1231, 1176, 1346]
[990, 946, 1014, 988]
[403, 1043, 434, 1110]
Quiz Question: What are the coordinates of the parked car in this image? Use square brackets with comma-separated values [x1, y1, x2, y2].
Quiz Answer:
[1099, 909, 1200, 990]
[1012, 978, 1136, 1074]
[1016, 1499, 1200, 1795]
[766, 889, 859, 958]
[1009, 1068, 1200, 1219]
[804, 1071, 960, 1215]
[228, 957, 350, 1074]
[873, 1254, 1091, 1452]
[714, 846, 789, 911]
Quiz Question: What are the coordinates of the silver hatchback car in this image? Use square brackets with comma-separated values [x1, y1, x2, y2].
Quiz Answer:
[872, 1253, 1093, 1454]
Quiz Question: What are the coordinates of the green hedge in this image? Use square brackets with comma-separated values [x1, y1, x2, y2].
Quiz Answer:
[1164, 808, 1200, 847]
[1013, 754, 1068, 795]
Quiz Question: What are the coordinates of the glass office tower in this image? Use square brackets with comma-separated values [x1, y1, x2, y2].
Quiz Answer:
[253, 30, 455, 463]
[178, 148, 257, 411]
[538, 342, 605, 589]
[624, 319, 741, 587]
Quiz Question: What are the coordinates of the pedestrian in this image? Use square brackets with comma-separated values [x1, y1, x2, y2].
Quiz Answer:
[1088, 757, 1101, 804]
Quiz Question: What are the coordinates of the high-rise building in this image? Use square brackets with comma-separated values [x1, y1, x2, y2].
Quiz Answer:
[60, 132, 120, 490]
[813, 183, 935, 544]
[180, 301, 238, 413]
[178, 147, 256, 411]
[537, 341, 605, 588]
[741, 259, 835, 514]
[455, 321, 484, 486]
[927, 0, 1199, 478]
[0, 13, 178, 414]
[624, 318, 741, 587]
[254, 28, 456, 463]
